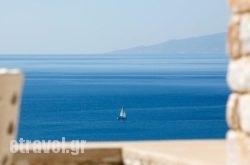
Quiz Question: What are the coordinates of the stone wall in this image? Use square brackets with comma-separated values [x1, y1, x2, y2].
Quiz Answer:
[13, 147, 122, 165]
[0, 70, 23, 165]
[227, 0, 250, 164]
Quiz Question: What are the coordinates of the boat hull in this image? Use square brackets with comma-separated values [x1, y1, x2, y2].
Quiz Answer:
[117, 117, 126, 120]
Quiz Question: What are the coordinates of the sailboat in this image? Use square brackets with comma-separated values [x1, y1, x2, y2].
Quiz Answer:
[117, 106, 126, 120]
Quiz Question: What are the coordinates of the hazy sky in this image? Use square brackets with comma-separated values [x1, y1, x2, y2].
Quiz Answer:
[0, 0, 229, 54]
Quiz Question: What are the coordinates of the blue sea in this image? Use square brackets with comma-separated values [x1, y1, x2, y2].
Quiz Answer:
[0, 54, 229, 141]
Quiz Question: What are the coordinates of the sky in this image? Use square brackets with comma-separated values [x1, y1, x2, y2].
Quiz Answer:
[0, 0, 229, 54]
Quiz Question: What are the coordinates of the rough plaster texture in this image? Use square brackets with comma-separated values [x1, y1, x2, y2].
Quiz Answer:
[0, 70, 23, 165]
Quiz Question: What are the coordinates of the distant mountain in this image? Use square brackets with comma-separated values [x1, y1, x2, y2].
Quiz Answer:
[110, 32, 226, 55]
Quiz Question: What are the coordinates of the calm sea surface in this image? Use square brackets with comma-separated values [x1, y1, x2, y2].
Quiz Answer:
[0, 54, 229, 141]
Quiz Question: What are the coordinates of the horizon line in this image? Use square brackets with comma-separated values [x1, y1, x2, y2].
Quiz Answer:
[0, 32, 226, 55]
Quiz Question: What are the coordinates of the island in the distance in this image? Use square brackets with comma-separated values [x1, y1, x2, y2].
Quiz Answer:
[110, 32, 226, 55]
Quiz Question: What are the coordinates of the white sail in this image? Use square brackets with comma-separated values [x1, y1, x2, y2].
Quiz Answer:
[120, 108, 124, 117]
[118, 106, 126, 119]
[123, 110, 126, 118]
[119, 107, 126, 118]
